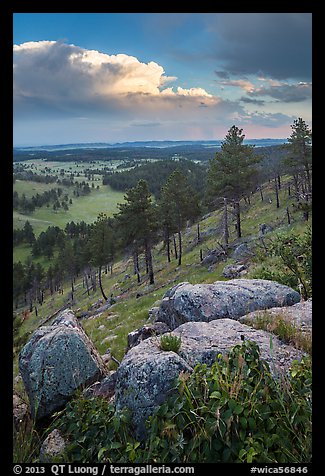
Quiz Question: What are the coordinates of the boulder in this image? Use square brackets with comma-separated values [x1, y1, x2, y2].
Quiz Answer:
[156, 279, 300, 330]
[222, 264, 247, 278]
[127, 322, 170, 351]
[115, 340, 193, 439]
[13, 394, 29, 431]
[115, 318, 304, 440]
[19, 309, 108, 421]
[201, 249, 227, 266]
[239, 298, 312, 336]
[83, 371, 117, 400]
[232, 242, 253, 262]
[39, 429, 67, 462]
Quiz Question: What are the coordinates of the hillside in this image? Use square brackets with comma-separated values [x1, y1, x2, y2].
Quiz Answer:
[13, 174, 311, 371]
[13, 161, 312, 464]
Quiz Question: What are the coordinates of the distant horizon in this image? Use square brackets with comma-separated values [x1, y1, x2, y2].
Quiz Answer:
[14, 137, 288, 149]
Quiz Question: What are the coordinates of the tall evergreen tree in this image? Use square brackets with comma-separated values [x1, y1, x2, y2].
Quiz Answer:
[284, 118, 312, 220]
[88, 213, 115, 301]
[115, 180, 157, 284]
[207, 125, 261, 239]
[286, 118, 312, 194]
[161, 170, 200, 266]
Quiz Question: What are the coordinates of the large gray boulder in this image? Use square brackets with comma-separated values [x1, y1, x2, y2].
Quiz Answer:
[156, 279, 300, 330]
[19, 309, 108, 420]
[115, 341, 193, 439]
[115, 318, 304, 440]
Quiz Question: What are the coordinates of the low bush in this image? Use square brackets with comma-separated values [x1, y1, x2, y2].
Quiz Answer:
[48, 340, 312, 463]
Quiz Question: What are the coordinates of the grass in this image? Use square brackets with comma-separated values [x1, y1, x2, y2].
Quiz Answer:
[240, 310, 312, 354]
[13, 173, 311, 380]
[13, 184, 125, 235]
[12, 171, 312, 464]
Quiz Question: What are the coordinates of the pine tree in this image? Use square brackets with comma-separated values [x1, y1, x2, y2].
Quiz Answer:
[284, 118, 312, 220]
[88, 213, 115, 301]
[161, 170, 200, 266]
[115, 180, 157, 284]
[207, 125, 261, 239]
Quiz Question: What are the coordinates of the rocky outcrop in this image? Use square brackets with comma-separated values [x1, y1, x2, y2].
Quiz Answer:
[127, 322, 170, 350]
[201, 249, 227, 266]
[115, 318, 304, 440]
[232, 242, 253, 262]
[39, 429, 67, 462]
[13, 394, 29, 431]
[156, 279, 301, 330]
[222, 264, 247, 278]
[115, 340, 193, 439]
[239, 298, 312, 336]
[19, 309, 108, 421]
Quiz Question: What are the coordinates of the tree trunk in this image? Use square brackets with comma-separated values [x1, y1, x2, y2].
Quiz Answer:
[286, 207, 291, 225]
[235, 201, 241, 239]
[145, 242, 154, 284]
[133, 251, 141, 283]
[84, 272, 90, 296]
[259, 186, 264, 202]
[98, 265, 108, 301]
[304, 164, 312, 195]
[223, 197, 229, 247]
[274, 178, 280, 208]
[177, 228, 182, 266]
[173, 234, 178, 260]
[197, 222, 201, 244]
[277, 174, 281, 190]
[166, 229, 171, 263]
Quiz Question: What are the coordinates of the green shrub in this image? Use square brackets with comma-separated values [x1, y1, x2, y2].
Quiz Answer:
[159, 333, 182, 353]
[253, 227, 312, 299]
[48, 341, 311, 464]
[50, 397, 142, 463]
[146, 340, 312, 463]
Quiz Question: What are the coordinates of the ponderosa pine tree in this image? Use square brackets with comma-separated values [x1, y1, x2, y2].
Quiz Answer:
[284, 118, 312, 220]
[115, 180, 157, 284]
[88, 213, 115, 301]
[161, 170, 200, 266]
[207, 125, 261, 239]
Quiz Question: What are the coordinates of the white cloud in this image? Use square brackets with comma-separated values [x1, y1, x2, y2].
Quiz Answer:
[13, 40, 215, 112]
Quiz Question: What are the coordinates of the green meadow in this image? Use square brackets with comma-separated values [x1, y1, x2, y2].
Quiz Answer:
[13, 183, 125, 236]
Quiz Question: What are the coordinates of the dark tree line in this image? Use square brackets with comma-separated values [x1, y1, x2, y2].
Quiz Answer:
[103, 159, 207, 199]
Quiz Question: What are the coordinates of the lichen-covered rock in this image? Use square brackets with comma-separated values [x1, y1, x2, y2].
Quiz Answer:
[156, 279, 300, 330]
[239, 298, 312, 337]
[201, 249, 227, 266]
[13, 394, 29, 431]
[115, 318, 304, 440]
[222, 264, 247, 278]
[19, 309, 108, 420]
[39, 429, 67, 462]
[127, 322, 170, 351]
[115, 340, 193, 439]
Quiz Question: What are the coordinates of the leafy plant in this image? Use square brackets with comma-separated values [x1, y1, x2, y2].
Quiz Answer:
[253, 227, 312, 299]
[49, 395, 142, 463]
[145, 340, 312, 463]
[159, 333, 182, 353]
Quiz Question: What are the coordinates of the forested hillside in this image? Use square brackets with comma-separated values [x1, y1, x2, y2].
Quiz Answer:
[13, 120, 312, 464]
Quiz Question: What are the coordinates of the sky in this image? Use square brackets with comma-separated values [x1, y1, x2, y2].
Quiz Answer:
[13, 13, 312, 146]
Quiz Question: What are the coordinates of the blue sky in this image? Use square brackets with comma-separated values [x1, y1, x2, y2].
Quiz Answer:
[13, 13, 312, 146]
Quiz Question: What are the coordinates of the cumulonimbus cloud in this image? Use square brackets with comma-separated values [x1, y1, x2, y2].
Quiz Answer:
[13, 40, 219, 119]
